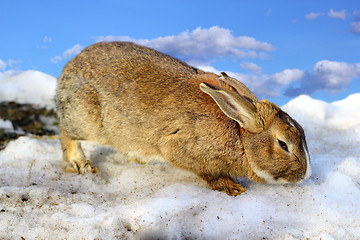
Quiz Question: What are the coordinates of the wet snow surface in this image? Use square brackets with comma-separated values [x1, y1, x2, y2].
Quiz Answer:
[0, 71, 359, 239]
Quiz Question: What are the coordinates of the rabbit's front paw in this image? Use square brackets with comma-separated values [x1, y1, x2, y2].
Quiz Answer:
[65, 159, 99, 174]
[203, 175, 246, 196]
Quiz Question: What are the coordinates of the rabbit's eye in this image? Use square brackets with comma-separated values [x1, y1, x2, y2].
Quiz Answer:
[278, 139, 289, 152]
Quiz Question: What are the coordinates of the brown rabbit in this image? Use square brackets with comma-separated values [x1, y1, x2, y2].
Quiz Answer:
[56, 41, 311, 196]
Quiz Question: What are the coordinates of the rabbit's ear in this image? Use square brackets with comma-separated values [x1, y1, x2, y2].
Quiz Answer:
[200, 82, 264, 133]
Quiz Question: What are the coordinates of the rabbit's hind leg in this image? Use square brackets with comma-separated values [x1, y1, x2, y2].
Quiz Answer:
[60, 131, 98, 174]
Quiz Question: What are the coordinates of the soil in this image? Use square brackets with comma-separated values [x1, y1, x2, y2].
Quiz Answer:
[0, 102, 58, 150]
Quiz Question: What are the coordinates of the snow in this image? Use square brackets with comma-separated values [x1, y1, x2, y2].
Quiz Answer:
[0, 70, 360, 239]
[0, 119, 13, 130]
[0, 70, 57, 108]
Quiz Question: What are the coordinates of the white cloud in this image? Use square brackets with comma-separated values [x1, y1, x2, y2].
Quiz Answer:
[285, 60, 360, 96]
[42, 36, 52, 43]
[305, 9, 348, 21]
[94, 26, 275, 65]
[63, 44, 84, 58]
[306, 9, 360, 34]
[351, 21, 360, 34]
[327, 9, 347, 20]
[305, 12, 324, 20]
[51, 44, 84, 63]
[246, 69, 305, 97]
[0, 59, 6, 71]
[7, 59, 22, 68]
[240, 62, 262, 74]
[230, 72, 279, 97]
[50, 56, 62, 64]
[272, 69, 304, 85]
[313, 60, 360, 90]
[0, 59, 22, 71]
[305, 9, 360, 34]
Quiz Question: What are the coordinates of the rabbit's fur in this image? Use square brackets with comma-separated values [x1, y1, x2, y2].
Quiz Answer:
[56, 42, 311, 196]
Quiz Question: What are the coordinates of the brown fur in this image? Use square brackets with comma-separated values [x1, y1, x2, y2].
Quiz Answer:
[56, 42, 311, 196]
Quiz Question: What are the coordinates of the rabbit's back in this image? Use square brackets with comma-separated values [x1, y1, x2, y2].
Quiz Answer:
[61, 41, 198, 83]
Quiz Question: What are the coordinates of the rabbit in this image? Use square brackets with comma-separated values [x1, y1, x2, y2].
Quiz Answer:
[55, 41, 311, 196]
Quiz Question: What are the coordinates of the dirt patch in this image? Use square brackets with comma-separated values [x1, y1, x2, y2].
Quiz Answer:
[0, 102, 58, 150]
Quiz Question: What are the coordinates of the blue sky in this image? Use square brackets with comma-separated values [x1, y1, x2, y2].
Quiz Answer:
[1, 0, 359, 105]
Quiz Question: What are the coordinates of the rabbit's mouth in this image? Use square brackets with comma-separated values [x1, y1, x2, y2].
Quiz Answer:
[274, 163, 311, 184]
[249, 160, 310, 185]
[248, 162, 291, 184]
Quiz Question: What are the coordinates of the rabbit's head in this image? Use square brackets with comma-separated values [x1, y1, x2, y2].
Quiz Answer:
[200, 73, 311, 184]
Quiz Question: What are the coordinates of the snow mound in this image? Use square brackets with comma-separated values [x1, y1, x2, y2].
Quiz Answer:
[283, 93, 360, 130]
[0, 70, 57, 108]
[0, 119, 13, 130]
[0, 84, 359, 238]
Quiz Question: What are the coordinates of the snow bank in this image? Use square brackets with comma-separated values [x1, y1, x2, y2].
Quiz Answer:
[284, 93, 360, 130]
[0, 71, 359, 239]
[0, 70, 57, 108]
[0, 119, 13, 130]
